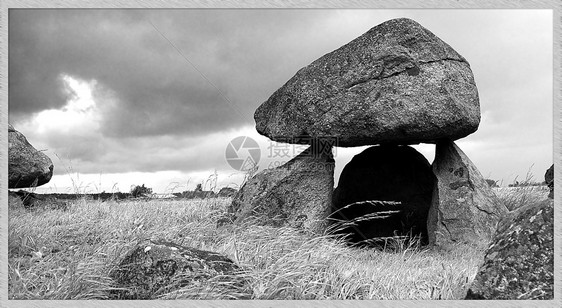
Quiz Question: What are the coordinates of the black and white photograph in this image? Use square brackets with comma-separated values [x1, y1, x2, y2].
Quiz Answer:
[4, 4, 558, 302]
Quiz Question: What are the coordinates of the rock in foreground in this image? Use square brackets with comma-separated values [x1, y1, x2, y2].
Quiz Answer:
[255, 18, 480, 147]
[228, 144, 334, 234]
[544, 164, 553, 199]
[466, 199, 554, 299]
[111, 239, 251, 299]
[9, 124, 54, 188]
[428, 141, 507, 250]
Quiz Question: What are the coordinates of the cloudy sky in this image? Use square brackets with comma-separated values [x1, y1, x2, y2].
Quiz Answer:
[8, 9, 553, 194]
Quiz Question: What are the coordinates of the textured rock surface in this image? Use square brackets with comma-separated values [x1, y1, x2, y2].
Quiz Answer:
[255, 18, 480, 147]
[465, 199, 553, 299]
[111, 239, 251, 299]
[429, 141, 508, 249]
[331, 145, 435, 246]
[228, 145, 334, 234]
[9, 124, 54, 188]
[544, 164, 553, 199]
[218, 187, 238, 198]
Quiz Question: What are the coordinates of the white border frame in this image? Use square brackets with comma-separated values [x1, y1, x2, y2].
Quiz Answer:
[1, 1, 560, 307]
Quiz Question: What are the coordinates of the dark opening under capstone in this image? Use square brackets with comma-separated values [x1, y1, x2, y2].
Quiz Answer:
[330, 144, 435, 247]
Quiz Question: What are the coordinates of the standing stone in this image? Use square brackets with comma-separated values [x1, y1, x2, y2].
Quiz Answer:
[9, 124, 54, 188]
[228, 144, 334, 234]
[544, 164, 553, 199]
[331, 145, 434, 246]
[465, 199, 554, 299]
[428, 141, 507, 250]
[255, 18, 480, 147]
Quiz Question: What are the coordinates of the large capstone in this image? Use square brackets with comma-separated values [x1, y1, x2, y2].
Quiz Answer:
[429, 141, 508, 250]
[255, 18, 480, 147]
[227, 144, 334, 234]
[330, 145, 435, 246]
[9, 124, 54, 188]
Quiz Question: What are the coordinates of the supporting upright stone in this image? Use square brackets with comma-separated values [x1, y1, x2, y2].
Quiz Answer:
[228, 143, 334, 234]
[428, 141, 507, 250]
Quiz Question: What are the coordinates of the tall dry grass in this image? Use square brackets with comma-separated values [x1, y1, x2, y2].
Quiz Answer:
[8, 195, 489, 300]
[493, 186, 550, 212]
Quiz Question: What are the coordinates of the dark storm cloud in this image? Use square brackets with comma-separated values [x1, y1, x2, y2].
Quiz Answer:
[9, 9, 346, 138]
[50, 130, 243, 175]
[9, 9, 553, 185]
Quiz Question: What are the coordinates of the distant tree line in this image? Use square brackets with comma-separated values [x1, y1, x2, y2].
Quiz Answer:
[485, 178, 547, 188]
[10, 183, 239, 206]
[131, 184, 152, 198]
[507, 181, 546, 188]
[173, 185, 237, 199]
[130, 183, 237, 199]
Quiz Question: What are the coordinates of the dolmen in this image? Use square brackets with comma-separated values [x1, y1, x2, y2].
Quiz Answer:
[229, 18, 508, 250]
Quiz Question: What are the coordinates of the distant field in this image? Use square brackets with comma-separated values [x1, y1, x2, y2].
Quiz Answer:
[7, 185, 550, 300]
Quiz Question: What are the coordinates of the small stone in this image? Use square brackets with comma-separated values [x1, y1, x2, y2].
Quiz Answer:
[111, 239, 252, 299]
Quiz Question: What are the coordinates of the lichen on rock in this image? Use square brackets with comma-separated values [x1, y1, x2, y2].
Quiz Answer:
[110, 239, 252, 299]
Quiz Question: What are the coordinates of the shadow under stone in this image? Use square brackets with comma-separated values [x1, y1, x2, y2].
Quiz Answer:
[330, 145, 435, 248]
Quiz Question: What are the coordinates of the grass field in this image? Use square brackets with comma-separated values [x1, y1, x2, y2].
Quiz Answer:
[7, 185, 550, 300]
